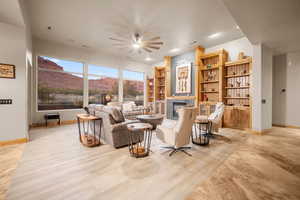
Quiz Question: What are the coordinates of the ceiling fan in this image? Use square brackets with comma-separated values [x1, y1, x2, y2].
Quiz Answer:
[109, 33, 163, 54]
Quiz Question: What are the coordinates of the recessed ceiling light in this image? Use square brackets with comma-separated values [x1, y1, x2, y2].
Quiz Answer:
[170, 48, 180, 53]
[145, 57, 152, 61]
[208, 32, 222, 39]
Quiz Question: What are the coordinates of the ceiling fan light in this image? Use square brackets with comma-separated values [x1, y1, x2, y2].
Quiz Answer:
[132, 43, 141, 49]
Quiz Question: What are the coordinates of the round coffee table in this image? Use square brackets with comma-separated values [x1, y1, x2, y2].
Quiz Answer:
[127, 123, 153, 158]
[136, 114, 164, 130]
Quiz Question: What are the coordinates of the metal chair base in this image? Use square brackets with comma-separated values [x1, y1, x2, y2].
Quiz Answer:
[161, 146, 192, 157]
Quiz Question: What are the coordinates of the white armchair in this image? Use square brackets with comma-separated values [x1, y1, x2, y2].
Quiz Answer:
[156, 107, 197, 156]
[196, 102, 225, 136]
[208, 102, 225, 136]
[122, 101, 148, 120]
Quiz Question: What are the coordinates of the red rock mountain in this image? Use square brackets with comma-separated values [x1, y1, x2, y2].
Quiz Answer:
[38, 57, 143, 92]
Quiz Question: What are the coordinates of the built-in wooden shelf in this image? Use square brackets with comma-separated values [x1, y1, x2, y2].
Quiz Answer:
[225, 57, 252, 67]
[200, 66, 219, 71]
[154, 66, 166, 101]
[225, 73, 250, 78]
[200, 80, 219, 84]
[224, 97, 250, 99]
[225, 86, 250, 89]
[146, 78, 154, 103]
[201, 91, 219, 93]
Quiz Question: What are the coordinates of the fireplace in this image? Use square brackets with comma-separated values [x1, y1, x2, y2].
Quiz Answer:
[167, 99, 194, 120]
[172, 102, 187, 120]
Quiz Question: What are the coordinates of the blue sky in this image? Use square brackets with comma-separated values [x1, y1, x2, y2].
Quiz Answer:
[43, 56, 144, 81]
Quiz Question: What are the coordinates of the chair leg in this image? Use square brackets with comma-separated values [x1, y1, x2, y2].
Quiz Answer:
[161, 146, 192, 157]
[169, 149, 177, 156]
[181, 149, 192, 156]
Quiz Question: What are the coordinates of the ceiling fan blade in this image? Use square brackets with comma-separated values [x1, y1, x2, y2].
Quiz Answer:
[147, 36, 160, 41]
[145, 41, 163, 45]
[112, 43, 127, 46]
[147, 46, 160, 50]
[142, 47, 152, 53]
[109, 37, 126, 42]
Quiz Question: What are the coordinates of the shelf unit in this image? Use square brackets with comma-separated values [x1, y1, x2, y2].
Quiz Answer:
[224, 57, 252, 107]
[223, 57, 252, 129]
[154, 66, 166, 101]
[197, 49, 228, 104]
[146, 78, 154, 103]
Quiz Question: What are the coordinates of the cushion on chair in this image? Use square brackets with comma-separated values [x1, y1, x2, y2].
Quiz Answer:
[103, 106, 125, 123]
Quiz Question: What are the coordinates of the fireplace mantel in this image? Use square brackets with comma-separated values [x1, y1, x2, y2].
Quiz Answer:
[166, 96, 196, 100]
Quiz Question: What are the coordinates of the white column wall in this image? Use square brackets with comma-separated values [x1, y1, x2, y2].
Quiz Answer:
[251, 44, 273, 131]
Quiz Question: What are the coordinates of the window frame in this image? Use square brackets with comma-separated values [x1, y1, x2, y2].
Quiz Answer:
[87, 64, 120, 104]
[122, 69, 145, 105]
[35, 55, 147, 112]
[36, 55, 85, 112]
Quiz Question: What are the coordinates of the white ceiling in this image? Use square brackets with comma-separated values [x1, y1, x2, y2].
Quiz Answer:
[222, 0, 300, 54]
[0, 0, 24, 27]
[26, 0, 243, 64]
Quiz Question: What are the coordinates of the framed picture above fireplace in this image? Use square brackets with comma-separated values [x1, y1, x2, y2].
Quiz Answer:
[175, 64, 191, 94]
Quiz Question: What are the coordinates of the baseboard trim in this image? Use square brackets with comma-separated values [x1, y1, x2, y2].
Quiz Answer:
[30, 119, 77, 129]
[272, 124, 300, 129]
[0, 138, 28, 147]
[247, 128, 272, 135]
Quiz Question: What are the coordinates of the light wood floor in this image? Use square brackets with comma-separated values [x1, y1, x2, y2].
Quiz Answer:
[0, 144, 24, 200]
[1, 125, 300, 200]
[187, 127, 300, 200]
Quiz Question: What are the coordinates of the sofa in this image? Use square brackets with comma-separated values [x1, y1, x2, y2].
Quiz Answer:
[87, 104, 143, 148]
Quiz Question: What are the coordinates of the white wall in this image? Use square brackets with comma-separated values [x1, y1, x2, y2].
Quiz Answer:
[206, 37, 253, 61]
[261, 45, 273, 130]
[273, 54, 287, 125]
[0, 22, 27, 141]
[251, 44, 273, 131]
[32, 38, 152, 124]
[252, 44, 263, 131]
[273, 52, 300, 127]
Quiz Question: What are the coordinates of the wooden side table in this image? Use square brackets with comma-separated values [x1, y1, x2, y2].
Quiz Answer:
[76, 114, 102, 147]
[127, 123, 153, 158]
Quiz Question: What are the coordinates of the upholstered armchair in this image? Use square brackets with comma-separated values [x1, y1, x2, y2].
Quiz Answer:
[156, 107, 197, 156]
[122, 101, 147, 120]
[87, 105, 142, 148]
[196, 102, 225, 136]
[107, 102, 122, 110]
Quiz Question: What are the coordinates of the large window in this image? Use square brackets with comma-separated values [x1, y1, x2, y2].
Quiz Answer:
[123, 70, 144, 105]
[37, 56, 84, 110]
[88, 65, 119, 104]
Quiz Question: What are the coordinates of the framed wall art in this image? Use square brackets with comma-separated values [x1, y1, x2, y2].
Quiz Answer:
[0, 63, 15, 79]
[175, 64, 191, 94]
